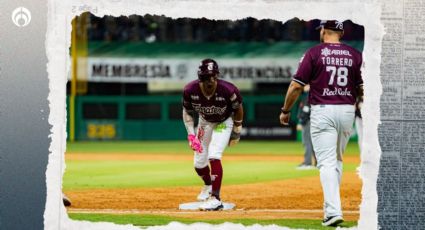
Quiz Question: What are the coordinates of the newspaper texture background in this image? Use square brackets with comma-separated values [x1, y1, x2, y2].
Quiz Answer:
[44, 0, 425, 229]
[377, 0, 425, 228]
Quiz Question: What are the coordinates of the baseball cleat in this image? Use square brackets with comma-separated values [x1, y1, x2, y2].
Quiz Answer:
[199, 196, 223, 211]
[62, 193, 72, 207]
[197, 185, 212, 201]
[296, 164, 316, 170]
[322, 215, 344, 226]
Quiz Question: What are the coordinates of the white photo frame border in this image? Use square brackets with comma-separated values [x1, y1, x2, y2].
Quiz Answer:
[44, 1, 384, 229]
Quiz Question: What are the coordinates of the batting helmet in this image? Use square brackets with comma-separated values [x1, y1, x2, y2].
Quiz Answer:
[197, 58, 219, 81]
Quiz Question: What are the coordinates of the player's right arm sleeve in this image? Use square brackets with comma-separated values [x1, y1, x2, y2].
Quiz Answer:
[182, 88, 193, 112]
[292, 50, 313, 86]
[182, 88, 195, 135]
[229, 87, 243, 112]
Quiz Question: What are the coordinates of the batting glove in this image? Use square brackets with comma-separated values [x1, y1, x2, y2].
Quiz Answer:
[229, 125, 242, 146]
[188, 134, 203, 153]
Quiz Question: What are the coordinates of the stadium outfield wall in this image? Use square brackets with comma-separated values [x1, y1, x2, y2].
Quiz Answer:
[83, 41, 364, 89]
[69, 41, 363, 141]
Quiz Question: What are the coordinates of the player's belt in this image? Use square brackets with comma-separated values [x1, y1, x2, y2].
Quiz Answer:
[201, 115, 228, 124]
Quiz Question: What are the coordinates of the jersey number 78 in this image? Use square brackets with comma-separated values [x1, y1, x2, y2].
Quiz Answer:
[326, 66, 348, 87]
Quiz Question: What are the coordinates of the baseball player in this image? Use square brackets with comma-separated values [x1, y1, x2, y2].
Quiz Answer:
[296, 84, 316, 170]
[182, 58, 244, 211]
[279, 20, 363, 226]
[62, 193, 71, 207]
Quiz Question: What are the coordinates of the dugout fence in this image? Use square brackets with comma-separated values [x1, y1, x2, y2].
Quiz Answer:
[67, 95, 299, 141]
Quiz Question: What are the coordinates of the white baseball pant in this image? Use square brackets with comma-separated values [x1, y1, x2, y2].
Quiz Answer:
[310, 104, 355, 218]
[193, 116, 233, 168]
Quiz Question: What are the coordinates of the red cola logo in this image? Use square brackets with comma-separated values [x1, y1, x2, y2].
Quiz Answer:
[322, 87, 352, 96]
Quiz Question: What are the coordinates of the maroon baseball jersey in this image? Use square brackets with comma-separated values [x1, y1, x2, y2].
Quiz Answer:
[293, 43, 363, 105]
[183, 79, 242, 123]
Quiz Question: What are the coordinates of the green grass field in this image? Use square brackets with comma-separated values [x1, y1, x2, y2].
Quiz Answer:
[64, 141, 360, 229]
[66, 140, 360, 156]
[64, 141, 359, 190]
[69, 213, 357, 229]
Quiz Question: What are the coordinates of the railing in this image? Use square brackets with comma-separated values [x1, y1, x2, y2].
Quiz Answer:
[68, 95, 295, 140]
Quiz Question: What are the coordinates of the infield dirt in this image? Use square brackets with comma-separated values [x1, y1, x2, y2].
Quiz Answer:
[65, 153, 361, 221]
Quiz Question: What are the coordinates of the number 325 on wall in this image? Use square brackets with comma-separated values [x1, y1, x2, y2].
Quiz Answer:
[87, 123, 116, 139]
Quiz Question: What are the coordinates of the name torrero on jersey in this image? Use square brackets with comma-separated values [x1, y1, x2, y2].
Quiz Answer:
[321, 57, 353, 67]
